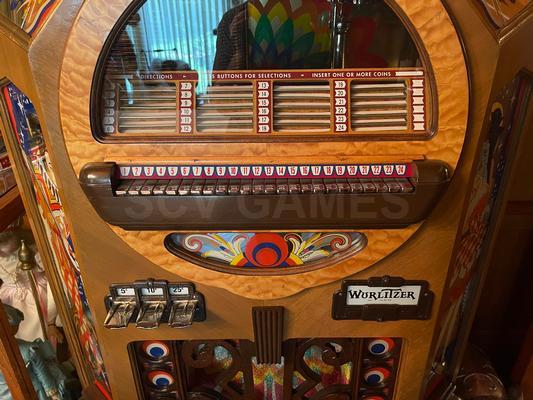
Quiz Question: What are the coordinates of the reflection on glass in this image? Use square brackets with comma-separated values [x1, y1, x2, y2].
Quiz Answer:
[98, 0, 423, 136]
[0, 218, 81, 399]
[0, 220, 51, 342]
[0, 137, 16, 197]
[346, 1, 421, 68]
[102, 0, 420, 93]
[0, 302, 79, 399]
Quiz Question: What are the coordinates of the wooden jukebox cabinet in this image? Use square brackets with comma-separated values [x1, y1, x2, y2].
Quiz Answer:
[0, 0, 531, 399]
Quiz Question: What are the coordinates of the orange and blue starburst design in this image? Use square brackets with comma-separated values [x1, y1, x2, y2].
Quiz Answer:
[168, 232, 366, 269]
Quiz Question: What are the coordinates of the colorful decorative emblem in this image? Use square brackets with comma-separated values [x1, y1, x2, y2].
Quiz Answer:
[165, 232, 367, 271]
[142, 341, 170, 360]
[367, 338, 395, 357]
[147, 370, 174, 387]
[363, 367, 390, 386]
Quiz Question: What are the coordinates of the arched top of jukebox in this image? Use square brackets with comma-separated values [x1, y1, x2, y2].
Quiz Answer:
[59, 0, 469, 298]
[91, 0, 435, 142]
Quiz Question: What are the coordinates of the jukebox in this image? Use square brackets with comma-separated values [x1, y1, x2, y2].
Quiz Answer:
[0, 0, 531, 399]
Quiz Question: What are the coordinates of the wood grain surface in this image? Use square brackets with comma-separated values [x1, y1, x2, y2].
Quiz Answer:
[56, 0, 468, 300]
[22, 0, 512, 399]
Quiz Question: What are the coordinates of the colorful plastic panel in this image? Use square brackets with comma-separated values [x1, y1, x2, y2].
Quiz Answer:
[165, 232, 367, 274]
[130, 337, 402, 399]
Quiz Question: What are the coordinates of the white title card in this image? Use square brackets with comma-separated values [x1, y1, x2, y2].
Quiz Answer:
[346, 285, 422, 306]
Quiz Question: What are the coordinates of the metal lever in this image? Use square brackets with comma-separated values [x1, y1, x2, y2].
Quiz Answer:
[104, 301, 136, 329]
[169, 299, 198, 328]
[136, 302, 166, 329]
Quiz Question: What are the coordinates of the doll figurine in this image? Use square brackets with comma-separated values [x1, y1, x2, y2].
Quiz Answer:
[0, 304, 74, 400]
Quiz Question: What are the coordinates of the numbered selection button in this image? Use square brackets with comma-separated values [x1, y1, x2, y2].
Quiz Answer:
[256, 81, 272, 133]
[333, 80, 349, 133]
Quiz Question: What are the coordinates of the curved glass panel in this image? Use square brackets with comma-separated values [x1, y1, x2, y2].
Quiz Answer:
[165, 232, 367, 274]
[94, 0, 427, 139]
[103, 0, 419, 76]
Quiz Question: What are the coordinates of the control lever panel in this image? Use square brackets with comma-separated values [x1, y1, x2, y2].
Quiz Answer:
[134, 280, 168, 329]
[103, 284, 137, 329]
[104, 279, 206, 329]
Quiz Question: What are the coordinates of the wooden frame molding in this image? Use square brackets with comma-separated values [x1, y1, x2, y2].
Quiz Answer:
[0, 15, 30, 51]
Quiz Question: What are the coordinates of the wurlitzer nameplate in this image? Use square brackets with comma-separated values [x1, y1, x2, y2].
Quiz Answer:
[332, 276, 434, 321]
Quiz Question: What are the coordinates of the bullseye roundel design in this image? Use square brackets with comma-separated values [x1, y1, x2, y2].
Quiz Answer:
[142, 341, 170, 359]
[364, 367, 390, 386]
[368, 338, 395, 357]
[244, 234, 290, 267]
[147, 371, 174, 388]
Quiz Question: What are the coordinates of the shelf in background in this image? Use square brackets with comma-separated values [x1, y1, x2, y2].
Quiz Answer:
[0, 186, 23, 231]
